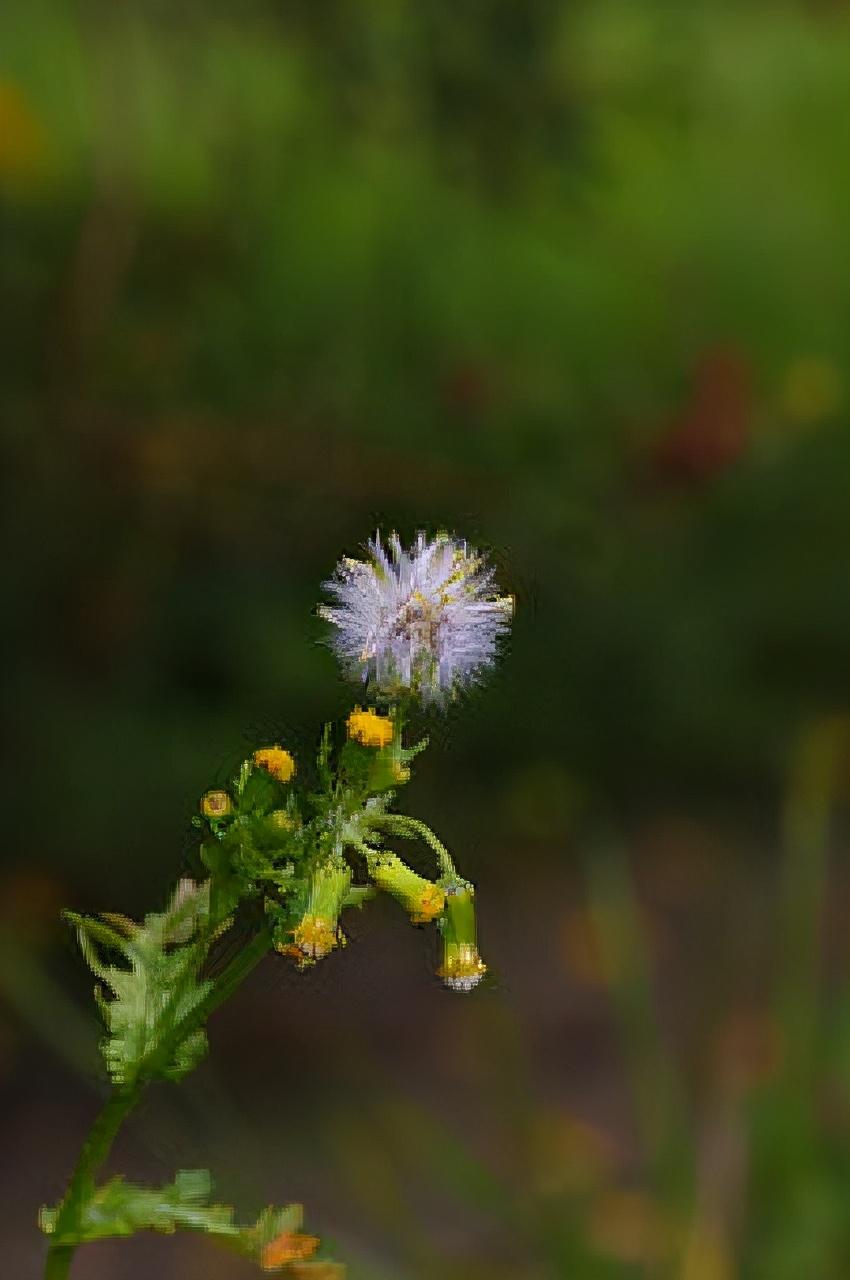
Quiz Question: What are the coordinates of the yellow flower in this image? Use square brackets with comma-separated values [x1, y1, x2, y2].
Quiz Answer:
[200, 789, 232, 819]
[253, 746, 296, 782]
[347, 707, 394, 748]
[438, 941, 487, 991]
[438, 884, 487, 991]
[292, 914, 340, 960]
[286, 860, 352, 964]
[410, 881, 446, 924]
[368, 852, 445, 923]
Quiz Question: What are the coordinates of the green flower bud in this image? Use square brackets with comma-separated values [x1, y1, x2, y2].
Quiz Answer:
[438, 882, 486, 991]
[367, 851, 445, 923]
[290, 859, 351, 961]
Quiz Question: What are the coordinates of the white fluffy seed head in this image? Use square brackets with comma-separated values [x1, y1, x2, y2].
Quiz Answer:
[319, 531, 512, 705]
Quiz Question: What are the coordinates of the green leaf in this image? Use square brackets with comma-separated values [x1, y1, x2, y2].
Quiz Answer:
[40, 1169, 230, 1243]
[201, 838, 243, 918]
[316, 721, 335, 791]
[71, 880, 217, 1085]
[238, 767, 280, 815]
[40, 1168, 307, 1264]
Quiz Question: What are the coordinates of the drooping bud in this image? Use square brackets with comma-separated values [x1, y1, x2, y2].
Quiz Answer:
[200, 789, 232, 820]
[438, 882, 487, 991]
[290, 859, 351, 961]
[367, 851, 446, 924]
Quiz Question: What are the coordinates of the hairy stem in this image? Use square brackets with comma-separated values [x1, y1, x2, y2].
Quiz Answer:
[44, 926, 272, 1279]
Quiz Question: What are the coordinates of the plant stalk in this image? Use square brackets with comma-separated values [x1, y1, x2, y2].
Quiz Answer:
[44, 926, 272, 1279]
[368, 812, 458, 880]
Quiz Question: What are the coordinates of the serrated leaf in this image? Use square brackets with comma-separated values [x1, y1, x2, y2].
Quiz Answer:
[41, 1170, 236, 1244]
[71, 880, 217, 1085]
[40, 1171, 326, 1274]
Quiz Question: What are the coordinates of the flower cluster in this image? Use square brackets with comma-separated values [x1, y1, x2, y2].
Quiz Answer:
[45, 530, 512, 1280]
[197, 703, 485, 990]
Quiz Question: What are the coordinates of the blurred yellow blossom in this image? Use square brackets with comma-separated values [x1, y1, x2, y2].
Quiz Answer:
[589, 1189, 675, 1267]
[681, 1221, 734, 1280]
[780, 356, 843, 425]
[0, 80, 49, 185]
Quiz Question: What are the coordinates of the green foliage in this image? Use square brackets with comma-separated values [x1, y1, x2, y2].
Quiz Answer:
[46, 706, 472, 1277]
[40, 1166, 309, 1267]
[68, 880, 215, 1086]
[44, 570, 489, 1277]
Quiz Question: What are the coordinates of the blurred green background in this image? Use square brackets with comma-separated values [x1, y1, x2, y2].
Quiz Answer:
[5, 1, 850, 1276]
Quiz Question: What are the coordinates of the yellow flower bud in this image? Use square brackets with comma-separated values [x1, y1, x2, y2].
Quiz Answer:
[291, 914, 339, 960]
[368, 852, 445, 923]
[289, 859, 352, 962]
[253, 746, 296, 783]
[438, 941, 487, 992]
[412, 881, 446, 923]
[347, 707, 394, 749]
[438, 884, 487, 991]
[200, 789, 232, 819]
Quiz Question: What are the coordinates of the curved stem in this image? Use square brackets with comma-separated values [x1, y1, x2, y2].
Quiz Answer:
[44, 926, 272, 1279]
[44, 1085, 141, 1278]
[365, 813, 458, 880]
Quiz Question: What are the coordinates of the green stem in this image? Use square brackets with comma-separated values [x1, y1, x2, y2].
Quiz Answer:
[44, 926, 272, 1279]
[138, 925, 273, 1080]
[43, 1249, 74, 1280]
[44, 1085, 141, 1278]
[367, 813, 458, 880]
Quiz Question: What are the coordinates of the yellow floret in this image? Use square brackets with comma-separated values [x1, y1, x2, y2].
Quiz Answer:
[410, 881, 446, 924]
[253, 746, 296, 782]
[438, 942, 488, 991]
[292, 914, 339, 960]
[347, 707, 394, 748]
[200, 789, 232, 819]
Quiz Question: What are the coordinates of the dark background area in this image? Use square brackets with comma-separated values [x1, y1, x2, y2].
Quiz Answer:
[5, 2, 850, 1276]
